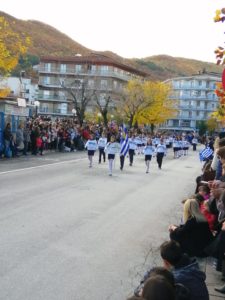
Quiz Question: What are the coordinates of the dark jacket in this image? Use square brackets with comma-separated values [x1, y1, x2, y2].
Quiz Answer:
[170, 217, 214, 257]
[173, 254, 209, 300]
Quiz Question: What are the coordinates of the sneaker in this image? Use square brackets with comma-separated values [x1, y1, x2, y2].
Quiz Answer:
[109, 173, 112, 176]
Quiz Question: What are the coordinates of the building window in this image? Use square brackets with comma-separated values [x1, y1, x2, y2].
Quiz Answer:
[100, 66, 108, 73]
[43, 77, 50, 85]
[113, 80, 118, 89]
[75, 65, 82, 73]
[44, 63, 51, 72]
[43, 90, 50, 99]
[173, 119, 179, 127]
[60, 64, 66, 73]
[88, 80, 94, 88]
[100, 80, 108, 89]
[180, 120, 190, 127]
[199, 80, 202, 86]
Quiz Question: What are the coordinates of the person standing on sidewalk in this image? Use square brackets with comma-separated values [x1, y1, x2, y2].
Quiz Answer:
[156, 138, 167, 169]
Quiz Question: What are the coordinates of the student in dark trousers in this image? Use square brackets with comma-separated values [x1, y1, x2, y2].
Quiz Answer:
[97, 134, 107, 163]
[156, 138, 167, 169]
[120, 133, 129, 171]
[128, 135, 137, 166]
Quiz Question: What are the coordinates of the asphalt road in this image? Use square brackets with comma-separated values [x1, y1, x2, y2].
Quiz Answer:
[0, 148, 201, 300]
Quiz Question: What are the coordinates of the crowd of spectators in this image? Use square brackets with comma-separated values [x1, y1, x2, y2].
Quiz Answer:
[127, 133, 225, 300]
[0, 116, 122, 159]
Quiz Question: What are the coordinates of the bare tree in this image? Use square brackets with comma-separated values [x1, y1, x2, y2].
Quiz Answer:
[60, 78, 94, 125]
[93, 93, 112, 126]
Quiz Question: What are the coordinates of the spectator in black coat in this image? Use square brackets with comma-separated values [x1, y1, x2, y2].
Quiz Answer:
[168, 198, 214, 257]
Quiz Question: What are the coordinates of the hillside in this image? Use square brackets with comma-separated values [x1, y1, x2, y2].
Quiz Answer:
[1, 11, 223, 80]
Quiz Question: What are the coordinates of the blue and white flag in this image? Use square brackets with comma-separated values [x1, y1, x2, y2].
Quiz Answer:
[120, 134, 129, 156]
[199, 147, 213, 161]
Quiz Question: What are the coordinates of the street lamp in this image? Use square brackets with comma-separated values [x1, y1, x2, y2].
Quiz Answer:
[34, 100, 40, 118]
[72, 108, 77, 121]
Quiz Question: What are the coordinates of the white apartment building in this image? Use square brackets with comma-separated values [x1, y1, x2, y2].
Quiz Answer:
[162, 72, 221, 131]
[0, 77, 38, 105]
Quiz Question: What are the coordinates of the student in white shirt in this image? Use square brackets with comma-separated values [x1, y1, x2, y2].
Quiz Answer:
[156, 138, 167, 169]
[98, 133, 107, 163]
[85, 135, 98, 168]
[104, 136, 120, 176]
[143, 139, 155, 173]
[192, 137, 198, 151]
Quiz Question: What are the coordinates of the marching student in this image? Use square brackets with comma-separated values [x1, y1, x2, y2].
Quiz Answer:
[104, 136, 120, 176]
[156, 138, 167, 169]
[128, 135, 137, 166]
[85, 135, 98, 168]
[192, 136, 198, 151]
[143, 139, 155, 173]
[97, 133, 107, 163]
[135, 134, 143, 155]
[120, 133, 129, 171]
[172, 138, 179, 159]
[183, 139, 190, 156]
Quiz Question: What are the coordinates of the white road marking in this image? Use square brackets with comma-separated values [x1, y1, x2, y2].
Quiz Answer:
[0, 157, 86, 175]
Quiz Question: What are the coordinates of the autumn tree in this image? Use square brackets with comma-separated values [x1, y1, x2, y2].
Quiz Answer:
[135, 81, 177, 132]
[118, 80, 176, 129]
[212, 8, 225, 123]
[0, 16, 30, 97]
[207, 116, 219, 134]
[118, 80, 152, 127]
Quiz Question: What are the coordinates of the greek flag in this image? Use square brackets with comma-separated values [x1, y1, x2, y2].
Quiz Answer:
[199, 147, 213, 161]
[120, 134, 129, 156]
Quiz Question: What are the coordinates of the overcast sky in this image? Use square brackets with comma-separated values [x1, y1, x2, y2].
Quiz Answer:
[1, 0, 225, 62]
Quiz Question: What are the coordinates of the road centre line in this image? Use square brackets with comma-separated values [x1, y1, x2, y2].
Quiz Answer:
[0, 157, 86, 175]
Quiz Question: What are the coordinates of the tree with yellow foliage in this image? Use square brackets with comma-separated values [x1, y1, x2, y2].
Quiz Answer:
[0, 16, 30, 97]
[135, 81, 177, 131]
[118, 80, 176, 129]
[118, 80, 147, 127]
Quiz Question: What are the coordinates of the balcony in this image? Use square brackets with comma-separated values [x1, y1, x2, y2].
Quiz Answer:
[37, 95, 69, 103]
[171, 95, 217, 101]
[39, 108, 71, 116]
[39, 67, 137, 82]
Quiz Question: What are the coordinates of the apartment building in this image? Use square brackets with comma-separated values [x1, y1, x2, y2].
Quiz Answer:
[161, 72, 221, 131]
[38, 54, 148, 116]
[0, 77, 38, 105]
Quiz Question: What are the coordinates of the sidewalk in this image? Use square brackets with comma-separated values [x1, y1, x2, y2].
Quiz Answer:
[198, 257, 225, 299]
